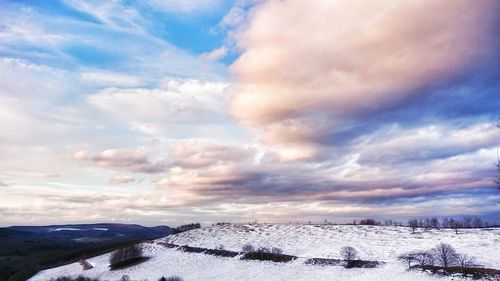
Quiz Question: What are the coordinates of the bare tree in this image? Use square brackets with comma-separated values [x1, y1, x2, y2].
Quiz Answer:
[432, 243, 458, 268]
[430, 217, 439, 229]
[456, 253, 477, 268]
[449, 218, 462, 234]
[242, 244, 255, 253]
[408, 219, 418, 234]
[398, 252, 416, 269]
[463, 216, 473, 228]
[341, 246, 358, 267]
[413, 251, 434, 268]
[472, 217, 483, 228]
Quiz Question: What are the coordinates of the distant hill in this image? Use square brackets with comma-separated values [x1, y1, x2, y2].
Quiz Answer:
[0, 223, 173, 281]
[6, 223, 173, 242]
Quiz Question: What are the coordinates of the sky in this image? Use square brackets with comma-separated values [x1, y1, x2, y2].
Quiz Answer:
[0, 0, 499, 227]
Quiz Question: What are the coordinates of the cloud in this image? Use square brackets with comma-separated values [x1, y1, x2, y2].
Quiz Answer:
[75, 148, 166, 174]
[61, 0, 147, 33]
[73, 150, 90, 161]
[87, 78, 231, 137]
[200, 47, 228, 61]
[170, 140, 256, 168]
[356, 123, 500, 165]
[80, 71, 143, 88]
[144, 0, 223, 15]
[230, 0, 499, 159]
[108, 175, 136, 185]
[1, 0, 499, 226]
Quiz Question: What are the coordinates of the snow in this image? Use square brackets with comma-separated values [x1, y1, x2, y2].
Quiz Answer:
[93, 228, 108, 231]
[30, 224, 500, 281]
[49, 228, 81, 232]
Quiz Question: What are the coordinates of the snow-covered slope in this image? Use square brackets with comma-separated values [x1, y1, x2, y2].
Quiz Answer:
[30, 224, 500, 281]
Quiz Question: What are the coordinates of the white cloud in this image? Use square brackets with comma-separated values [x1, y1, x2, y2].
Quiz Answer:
[108, 175, 136, 185]
[80, 71, 143, 88]
[87, 78, 231, 137]
[145, 0, 222, 14]
[200, 47, 228, 61]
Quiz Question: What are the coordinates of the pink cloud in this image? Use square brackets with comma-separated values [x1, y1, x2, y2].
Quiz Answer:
[230, 0, 498, 159]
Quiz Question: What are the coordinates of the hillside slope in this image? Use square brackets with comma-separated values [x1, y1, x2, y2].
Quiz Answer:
[30, 224, 500, 281]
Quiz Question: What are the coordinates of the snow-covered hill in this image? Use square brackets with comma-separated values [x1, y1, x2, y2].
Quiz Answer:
[30, 224, 500, 281]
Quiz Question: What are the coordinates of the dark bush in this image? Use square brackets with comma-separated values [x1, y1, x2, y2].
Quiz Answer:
[178, 245, 207, 253]
[347, 260, 381, 268]
[158, 242, 179, 249]
[241, 250, 296, 263]
[109, 245, 148, 270]
[414, 265, 500, 279]
[204, 248, 239, 257]
[305, 258, 381, 268]
[174, 223, 201, 234]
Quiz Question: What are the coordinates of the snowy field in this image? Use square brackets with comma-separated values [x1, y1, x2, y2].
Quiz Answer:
[30, 224, 500, 281]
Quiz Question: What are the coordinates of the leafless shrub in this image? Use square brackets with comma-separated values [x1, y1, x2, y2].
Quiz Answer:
[413, 251, 434, 267]
[398, 252, 416, 269]
[432, 243, 458, 268]
[271, 247, 283, 254]
[448, 219, 462, 234]
[341, 246, 358, 268]
[408, 219, 418, 234]
[242, 244, 255, 253]
[457, 253, 477, 268]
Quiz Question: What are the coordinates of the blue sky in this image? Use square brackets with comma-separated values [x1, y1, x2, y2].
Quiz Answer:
[0, 0, 499, 226]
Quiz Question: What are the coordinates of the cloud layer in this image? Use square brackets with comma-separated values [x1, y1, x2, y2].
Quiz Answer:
[0, 0, 498, 226]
